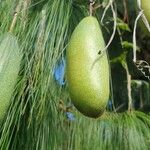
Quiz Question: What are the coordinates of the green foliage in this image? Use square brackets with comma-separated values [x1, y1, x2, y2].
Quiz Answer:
[117, 18, 131, 32]
[71, 111, 150, 150]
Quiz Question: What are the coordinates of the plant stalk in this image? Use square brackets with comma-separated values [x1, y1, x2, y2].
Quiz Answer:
[125, 64, 133, 111]
[9, 1, 22, 33]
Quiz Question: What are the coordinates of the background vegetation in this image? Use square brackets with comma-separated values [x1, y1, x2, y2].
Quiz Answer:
[0, 0, 150, 150]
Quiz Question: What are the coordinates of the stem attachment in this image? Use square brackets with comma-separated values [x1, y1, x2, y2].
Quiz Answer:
[89, 0, 95, 16]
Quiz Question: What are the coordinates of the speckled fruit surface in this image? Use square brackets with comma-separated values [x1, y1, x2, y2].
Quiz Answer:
[66, 16, 110, 118]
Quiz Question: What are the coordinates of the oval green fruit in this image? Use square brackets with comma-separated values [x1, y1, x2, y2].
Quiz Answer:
[138, 0, 150, 36]
[0, 33, 21, 122]
[66, 16, 110, 118]
[141, 0, 150, 22]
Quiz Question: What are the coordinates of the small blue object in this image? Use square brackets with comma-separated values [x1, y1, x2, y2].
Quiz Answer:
[108, 100, 113, 111]
[54, 58, 65, 85]
[66, 112, 75, 121]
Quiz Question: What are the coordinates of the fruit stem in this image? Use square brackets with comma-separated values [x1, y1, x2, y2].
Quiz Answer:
[89, 0, 95, 16]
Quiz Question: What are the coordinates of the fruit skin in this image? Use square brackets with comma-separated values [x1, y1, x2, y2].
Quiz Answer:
[141, 0, 150, 22]
[138, 0, 150, 36]
[0, 33, 21, 122]
[66, 16, 110, 118]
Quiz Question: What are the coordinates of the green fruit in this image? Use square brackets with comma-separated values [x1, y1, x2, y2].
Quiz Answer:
[0, 33, 21, 122]
[141, 0, 150, 22]
[139, 0, 150, 36]
[66, 16, 110, 118]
